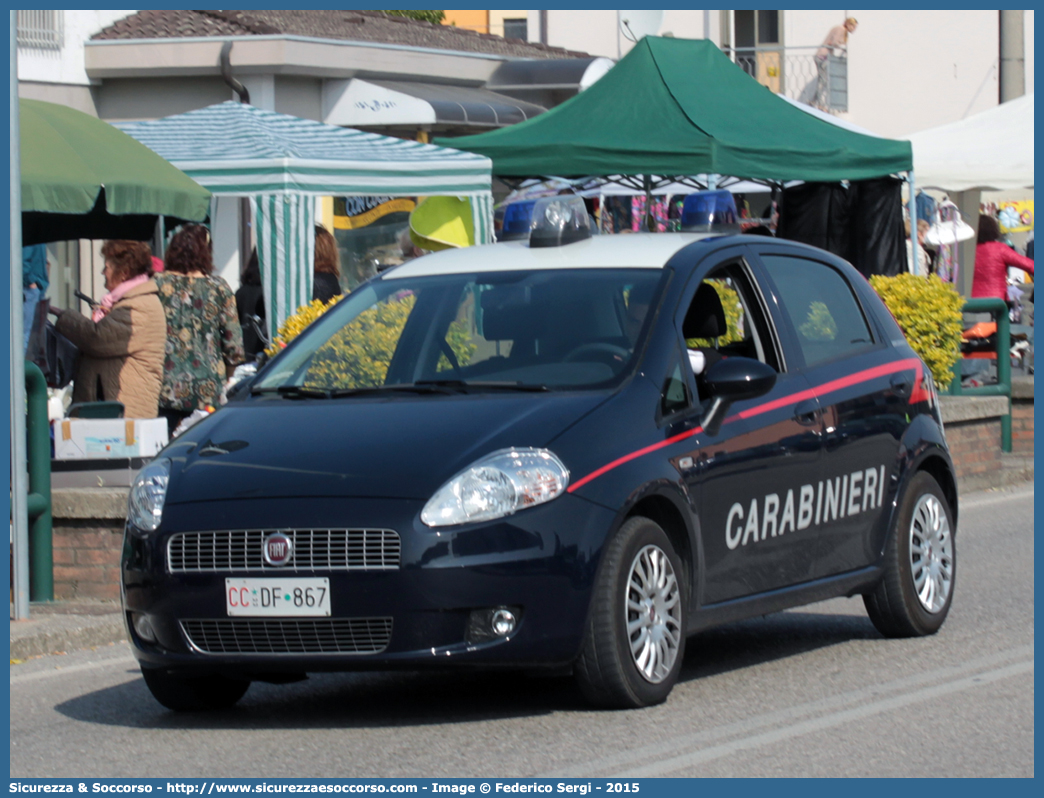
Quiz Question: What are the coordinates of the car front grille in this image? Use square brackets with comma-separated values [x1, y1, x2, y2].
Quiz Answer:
[180, 618, 393, 655]
[166, 529, 401, 573]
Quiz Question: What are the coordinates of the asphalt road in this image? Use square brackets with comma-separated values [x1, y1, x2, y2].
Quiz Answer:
[10, 485, 1033, 778]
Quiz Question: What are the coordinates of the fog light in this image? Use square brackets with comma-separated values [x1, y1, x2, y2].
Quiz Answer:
[466, 606, 522, 644]
[132, 613, 157, 643]
[491, 608, 516, 636]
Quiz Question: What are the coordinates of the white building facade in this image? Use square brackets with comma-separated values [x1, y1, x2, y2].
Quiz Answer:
[17, 10, 134, 115]
[527, 9, 1034, 138]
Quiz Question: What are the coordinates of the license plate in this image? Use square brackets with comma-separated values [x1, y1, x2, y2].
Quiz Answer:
[225, 578, 331, 617]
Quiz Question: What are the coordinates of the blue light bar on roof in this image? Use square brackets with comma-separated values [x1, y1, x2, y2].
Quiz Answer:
[681, 190, 741, 234]
[496, 200, 537, 241]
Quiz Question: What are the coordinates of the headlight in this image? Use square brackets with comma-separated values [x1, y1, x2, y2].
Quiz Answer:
[421, 448, 569, 528]
[128, 457, 171, 532]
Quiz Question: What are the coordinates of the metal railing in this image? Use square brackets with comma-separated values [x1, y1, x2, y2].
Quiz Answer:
[25, 361, 53, 601]
[16, 10, 63, 50]
[946, 297, 1012, 452]
[722, 45, 848, 113]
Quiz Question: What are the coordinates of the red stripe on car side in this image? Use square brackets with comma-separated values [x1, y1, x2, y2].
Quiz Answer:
[736, 357, 923, 423]
[567, 425, 704, 493]
[567, 357, 925, 493]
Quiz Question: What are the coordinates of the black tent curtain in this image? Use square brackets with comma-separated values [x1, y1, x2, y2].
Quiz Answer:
[777, 177, 906, 278]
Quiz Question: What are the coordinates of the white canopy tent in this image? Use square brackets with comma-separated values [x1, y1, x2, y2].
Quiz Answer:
[783, 91, 1034, 192]
[905, 94, 1034, 192]
[119, 101, 494, 337]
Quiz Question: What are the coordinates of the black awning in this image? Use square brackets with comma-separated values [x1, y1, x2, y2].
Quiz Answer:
[486, 57, 614, 92]
[368, 80, 546, 127]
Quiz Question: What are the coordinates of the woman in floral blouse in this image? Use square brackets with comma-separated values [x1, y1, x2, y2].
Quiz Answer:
[154, 225, 244, 435]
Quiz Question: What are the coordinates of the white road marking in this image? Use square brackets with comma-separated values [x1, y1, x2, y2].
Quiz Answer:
[10, 653, 137, 685]
[960, 485, 1034, 510]
[543, 645, 1033, 777]
[618, 659, 1032, 776]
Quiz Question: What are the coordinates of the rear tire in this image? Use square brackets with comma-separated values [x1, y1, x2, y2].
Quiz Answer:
[864, 471, 955, 637]
[141, 668, 250, 711]
[575, 516, 687, 708]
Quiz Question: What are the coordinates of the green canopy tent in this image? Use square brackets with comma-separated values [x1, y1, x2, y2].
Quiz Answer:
[19, 99, 211, 245]
[437, 37, 912, 184]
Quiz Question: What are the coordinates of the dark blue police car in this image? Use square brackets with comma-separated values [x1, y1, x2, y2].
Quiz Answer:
[124, 196, 956, 710]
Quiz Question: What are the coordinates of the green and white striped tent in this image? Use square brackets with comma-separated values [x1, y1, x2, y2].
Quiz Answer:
[118, 101, 493, 337]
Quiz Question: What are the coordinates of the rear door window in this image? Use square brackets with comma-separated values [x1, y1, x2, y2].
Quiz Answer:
[757, 255, 875, 369]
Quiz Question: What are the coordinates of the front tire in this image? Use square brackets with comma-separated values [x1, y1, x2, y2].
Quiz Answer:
[575, 516, 687, 708]
[141, 668, 250, 711]
[864, 471, 955, 637]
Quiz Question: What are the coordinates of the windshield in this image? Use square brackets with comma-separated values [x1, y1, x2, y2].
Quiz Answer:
[254, 268, 664, 393]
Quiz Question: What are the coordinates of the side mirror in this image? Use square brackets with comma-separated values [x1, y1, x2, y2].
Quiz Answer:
[700, 357, 777, 436]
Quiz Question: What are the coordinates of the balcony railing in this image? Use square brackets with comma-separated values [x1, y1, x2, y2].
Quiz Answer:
[17, 10, 64, 51]
[722, 45, 848, 113]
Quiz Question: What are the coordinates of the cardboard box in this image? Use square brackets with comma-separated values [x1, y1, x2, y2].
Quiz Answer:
[53, 418, 168, 460]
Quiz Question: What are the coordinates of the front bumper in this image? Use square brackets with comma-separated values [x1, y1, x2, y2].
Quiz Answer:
[122, 494, 614, 676]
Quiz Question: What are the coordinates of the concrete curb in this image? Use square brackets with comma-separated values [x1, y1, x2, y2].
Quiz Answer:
[51, 487, 129, 520]
[939, 395, 1009, 424]
[10, 602, 126, 661]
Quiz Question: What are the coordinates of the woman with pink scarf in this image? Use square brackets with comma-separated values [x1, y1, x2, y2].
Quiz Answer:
[50, 240, 166, 418]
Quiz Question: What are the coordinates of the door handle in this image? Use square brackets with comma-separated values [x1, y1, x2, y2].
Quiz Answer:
[793, 399, 821, 426]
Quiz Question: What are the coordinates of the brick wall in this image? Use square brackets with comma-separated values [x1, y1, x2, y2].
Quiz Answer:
[942, 417, 1003, 488]
[52, 520, 124, 600]
[51, 488, 128, 601]
[1011, 399, 1033, 455]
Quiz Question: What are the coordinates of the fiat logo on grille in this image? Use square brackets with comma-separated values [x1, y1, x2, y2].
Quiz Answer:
[263, 533, 293, 567]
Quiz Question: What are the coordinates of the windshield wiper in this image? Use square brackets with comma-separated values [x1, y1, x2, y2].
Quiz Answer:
[415, 380, 550, 393]
[328, 383, 456, 397]
[250, 385, 331, 399]
[326, 380, 550, 398]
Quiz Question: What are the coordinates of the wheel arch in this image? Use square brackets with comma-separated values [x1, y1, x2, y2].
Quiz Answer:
[625, 489, 698, 608]
[916, 452, 959, 527]
[872, 442, 957, 567]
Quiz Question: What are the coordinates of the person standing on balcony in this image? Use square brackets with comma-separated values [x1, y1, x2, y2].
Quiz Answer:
[815, 17, 857, 110]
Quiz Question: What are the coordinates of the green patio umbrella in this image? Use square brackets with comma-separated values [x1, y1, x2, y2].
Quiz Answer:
[19, 99, 211, 245]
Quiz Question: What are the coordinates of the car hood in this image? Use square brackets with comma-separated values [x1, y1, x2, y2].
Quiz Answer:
[164, 392, 608, 503]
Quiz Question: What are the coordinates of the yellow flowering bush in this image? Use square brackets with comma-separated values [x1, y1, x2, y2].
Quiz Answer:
[265, 297, 340, 357]
[687, 279, 744, 349]
[870, 273, 964, 386]
[436, 299, 479, 373]
[305, 295, 416, 389]
[799, 301, 839, 342]
[265, 290, 478, 390]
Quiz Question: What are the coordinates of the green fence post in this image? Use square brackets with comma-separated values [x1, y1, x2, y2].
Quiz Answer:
[995, 303, 1012, 452]
[950, 298, 1012, 451]
[25, 361, 53, 602]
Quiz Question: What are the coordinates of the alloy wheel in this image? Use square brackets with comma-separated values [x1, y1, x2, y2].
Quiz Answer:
[625, 544, 683, 683]
[909, 494, 953, 613]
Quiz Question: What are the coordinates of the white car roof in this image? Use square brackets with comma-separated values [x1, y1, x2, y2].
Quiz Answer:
[384, 233, 714, 279]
